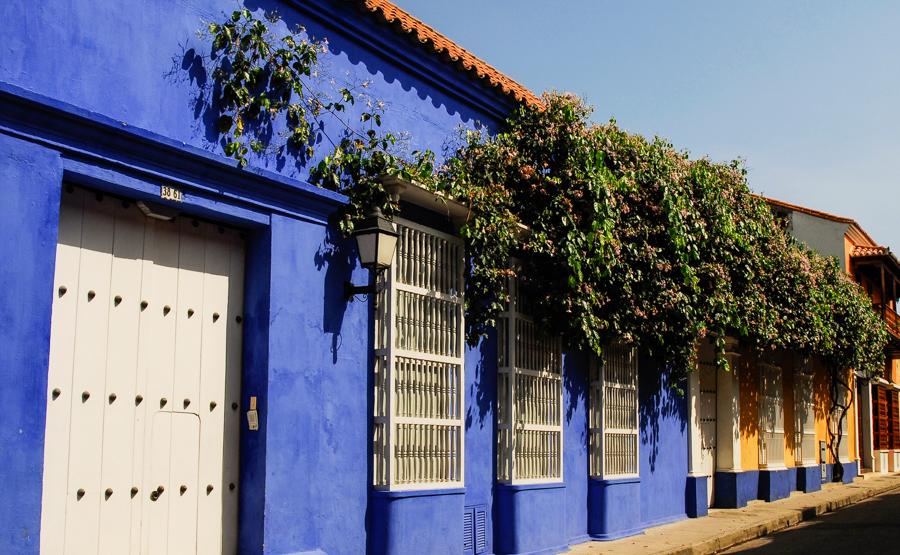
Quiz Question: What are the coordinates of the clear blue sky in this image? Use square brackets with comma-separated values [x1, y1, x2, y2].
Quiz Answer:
[392, 1, 900, 251]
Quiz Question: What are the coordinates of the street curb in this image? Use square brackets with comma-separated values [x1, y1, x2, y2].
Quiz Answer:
[659, 476, 900, 555]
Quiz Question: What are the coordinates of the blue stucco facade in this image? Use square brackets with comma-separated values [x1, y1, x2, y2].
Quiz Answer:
[0, 1, 866, 554]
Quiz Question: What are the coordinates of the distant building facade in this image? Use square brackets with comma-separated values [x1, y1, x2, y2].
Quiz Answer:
[768, 197, 900, 476]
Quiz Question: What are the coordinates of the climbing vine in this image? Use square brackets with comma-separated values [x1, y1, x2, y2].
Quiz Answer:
[200, 13, 888, 383]
[201, 9, 432, 232]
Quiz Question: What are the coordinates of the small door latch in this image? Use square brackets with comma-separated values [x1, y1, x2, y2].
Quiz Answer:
[247, 396, 259, 431]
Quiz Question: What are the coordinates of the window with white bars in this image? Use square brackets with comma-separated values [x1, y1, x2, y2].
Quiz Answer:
[794, 371, 817, 466]
[373, 219, 465, 490]
[497, 275, 563, 484]
[759, 363, 785, 468]
[589, 343, 639, 478]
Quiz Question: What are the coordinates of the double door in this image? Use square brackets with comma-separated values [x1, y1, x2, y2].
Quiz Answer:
[40, 186, 244, 554]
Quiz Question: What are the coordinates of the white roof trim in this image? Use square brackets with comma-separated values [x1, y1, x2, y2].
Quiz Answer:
[381, 175, 471, 226]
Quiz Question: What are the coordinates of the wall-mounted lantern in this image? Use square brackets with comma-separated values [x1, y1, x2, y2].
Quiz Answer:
[345, 207, 399, 299]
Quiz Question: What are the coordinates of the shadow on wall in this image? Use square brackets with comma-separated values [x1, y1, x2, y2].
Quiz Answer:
[315, 223, 358, 364]
[467, 334, 496, 431]
[169, 37, 327, 176]
[564, 351, 588, 429]
[739, 351, 761, 464]
[639, 354, 687, 473]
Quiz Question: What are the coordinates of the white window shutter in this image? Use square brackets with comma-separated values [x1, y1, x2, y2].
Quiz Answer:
[590, 342, 639, 478]
[497, 273, 563, 484]
[373, 220, 465, 490]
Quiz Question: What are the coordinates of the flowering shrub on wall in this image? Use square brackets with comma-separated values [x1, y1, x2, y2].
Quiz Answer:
[434, 93, 888, 379]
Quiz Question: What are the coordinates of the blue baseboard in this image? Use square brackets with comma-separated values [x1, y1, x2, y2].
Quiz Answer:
[825, 461, 858, 484]
[714, 470, 759, 508]
[588, 477, 643, 540]
[368, 488, 466, 555]
[758, 468, 792, 502]
[495, 483, 567, 555]
[796, 465, 822, 493]
[685, 475, 709, 518]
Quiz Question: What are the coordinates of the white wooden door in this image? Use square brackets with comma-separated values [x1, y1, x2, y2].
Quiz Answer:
[698, 358, 718, 506]
[40, 186, 244, 554]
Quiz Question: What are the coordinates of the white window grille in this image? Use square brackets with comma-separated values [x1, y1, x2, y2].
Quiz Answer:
[759, 363, 785, 468]
[589, 343, 639, 478]
[794, 371, 817, 466]
[497, 275, 563, 484]
[373, 219, 465, 490]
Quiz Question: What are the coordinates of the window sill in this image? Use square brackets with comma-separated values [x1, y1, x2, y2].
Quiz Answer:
[371, 487, 466, 499]
[496, 481, 566, 492]
[590, 475, 640, 485]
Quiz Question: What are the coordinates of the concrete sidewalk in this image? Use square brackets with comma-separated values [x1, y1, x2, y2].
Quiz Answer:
[569, 473, 900, 555]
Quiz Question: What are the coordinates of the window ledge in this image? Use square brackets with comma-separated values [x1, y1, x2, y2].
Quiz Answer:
[371, 487, 466, 499]
[590, 475, 641, 485]
[496, 482, 565, 492]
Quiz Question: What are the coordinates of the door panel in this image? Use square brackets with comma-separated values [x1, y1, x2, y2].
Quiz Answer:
[62, 192, 116, 554]
[41, 187, 244, 555]
[41, 188, 86, 555]
[699, 359, 717, 506]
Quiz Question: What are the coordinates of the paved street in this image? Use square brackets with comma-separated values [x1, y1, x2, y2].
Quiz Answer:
[725, 489, 900, 554]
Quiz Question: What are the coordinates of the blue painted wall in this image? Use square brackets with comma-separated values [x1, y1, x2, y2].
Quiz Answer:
[465, 334, 499, 555]
[588, 478, 643, 540]
[563, 352, 590, 545]
[259, 214, 372, 553]
[0, 134, 63, 552]
[638, 358, 689, 528]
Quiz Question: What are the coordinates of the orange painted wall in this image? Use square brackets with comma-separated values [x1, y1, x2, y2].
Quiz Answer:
[740, 355, 760, 470]
[844, 235, 854, 273]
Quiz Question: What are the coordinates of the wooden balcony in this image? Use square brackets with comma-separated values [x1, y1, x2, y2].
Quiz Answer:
[886, 307, 900, 341]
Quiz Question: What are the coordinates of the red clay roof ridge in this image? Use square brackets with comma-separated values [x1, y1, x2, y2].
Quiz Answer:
[357, 0, 542, 107]
[762, 195, 855, 225]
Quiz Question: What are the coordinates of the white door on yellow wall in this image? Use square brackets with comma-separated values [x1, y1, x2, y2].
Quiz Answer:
[40, 186, 244, 555]
[698, 356, 718, 507]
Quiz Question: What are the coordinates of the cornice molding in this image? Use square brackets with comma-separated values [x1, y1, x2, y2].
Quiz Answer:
[0, 82, 346, 225]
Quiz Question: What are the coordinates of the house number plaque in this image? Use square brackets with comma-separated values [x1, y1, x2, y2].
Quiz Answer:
[160, 185, 184, 202]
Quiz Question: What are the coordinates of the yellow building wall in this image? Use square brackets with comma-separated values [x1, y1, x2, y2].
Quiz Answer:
[848, 371, 858, 461]
[740, 355, 760, 470]
[814, 360, 831, 464]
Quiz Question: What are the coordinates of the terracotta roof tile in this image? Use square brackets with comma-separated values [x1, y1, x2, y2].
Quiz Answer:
[851, 245, 900, 279]
[852, 245, 891, 258]
[357, 0, 541, 107]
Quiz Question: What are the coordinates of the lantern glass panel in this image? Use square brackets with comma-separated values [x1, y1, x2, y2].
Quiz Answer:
[355, 231, 378, 268]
